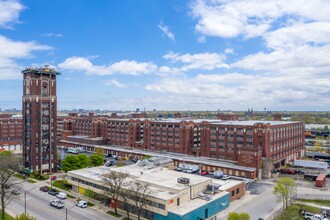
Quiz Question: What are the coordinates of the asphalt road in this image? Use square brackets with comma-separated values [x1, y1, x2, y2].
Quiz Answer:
[7, 181, 115, 220]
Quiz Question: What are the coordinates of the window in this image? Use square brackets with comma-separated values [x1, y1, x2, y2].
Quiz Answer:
[177, 198, 180, 206]
[231, 190, 235, 197]
[236, 188, 240, 194]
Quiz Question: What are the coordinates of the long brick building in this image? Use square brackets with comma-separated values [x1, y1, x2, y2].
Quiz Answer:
[59, 115, 305, 179]
[0, 111, 305, 178]
[0, 114, 22, 152]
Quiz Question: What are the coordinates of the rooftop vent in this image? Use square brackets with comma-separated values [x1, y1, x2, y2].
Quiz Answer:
[177, 177, 190, 184]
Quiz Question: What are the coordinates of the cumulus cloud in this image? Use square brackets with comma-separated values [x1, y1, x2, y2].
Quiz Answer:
[0, 0, 24, 28]
[163, 52, 228, 71]
[191, 0, 330, 38]
[104, 79, 127, 88]
[158, 22, 175, 41]
[0, 35, 52, 80]
[58, 57, 158, 75]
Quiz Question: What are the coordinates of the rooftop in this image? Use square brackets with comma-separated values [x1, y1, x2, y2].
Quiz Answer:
[22, 66, 61, 76]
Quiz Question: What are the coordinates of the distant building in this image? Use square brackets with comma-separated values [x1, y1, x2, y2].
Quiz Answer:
[22, 66, 61, 173]
[0, 114, 22, 153]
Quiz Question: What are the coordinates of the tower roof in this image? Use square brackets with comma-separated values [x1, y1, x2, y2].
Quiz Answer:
[22, 66, 61, 76]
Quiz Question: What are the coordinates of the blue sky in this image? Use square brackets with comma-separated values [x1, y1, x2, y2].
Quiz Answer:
[0, 0, 330, 111]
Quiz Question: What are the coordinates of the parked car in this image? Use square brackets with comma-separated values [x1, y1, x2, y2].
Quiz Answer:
[76, 200, 87, 208]
[48, 189, 59, 196]
[39, 186, 49, 192]
[131, 158, 138, 163]
[294, 169, 305, 174]
[56, 192, 67, 199]
[104, 153, 112, 157]
[104, 161, 115, 167]
[280, 168, 295, 175]
[200, 170, 209, 176]
[11, 188, 21, 195]
[50, 199, 64, 209]
[112, 155, 118, 160]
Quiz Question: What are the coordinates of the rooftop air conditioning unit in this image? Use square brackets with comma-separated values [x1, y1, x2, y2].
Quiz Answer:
[177, 177, 190, 184]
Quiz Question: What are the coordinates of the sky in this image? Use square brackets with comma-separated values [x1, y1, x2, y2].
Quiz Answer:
[0, 0, 330, 112]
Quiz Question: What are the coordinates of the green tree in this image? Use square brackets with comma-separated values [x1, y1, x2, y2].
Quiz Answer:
[273, 177, 296, 210]
[77, 154, 91, 168]
[227, 212, 250, 220]
[89, 154, 104, 167]
[61, 155, 81, 172]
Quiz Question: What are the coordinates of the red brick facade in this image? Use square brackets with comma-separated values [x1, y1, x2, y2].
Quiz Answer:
[0, 115, 22, 150]
[59, 117, 304, 178]
[22, 67, 59, 173]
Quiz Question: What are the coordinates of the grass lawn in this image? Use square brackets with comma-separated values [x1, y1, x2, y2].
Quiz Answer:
[14, 173, 26, 180]
[87, 202, 95, 207]
[298, 199, 330, 207]
[67, 194, 75, 199]
[52, 180, 72, 191]
[275, 204, 321, 220]
[107, 210, 122, 218]
[26, 179, 37, 183]
[0, 209, 15, 220]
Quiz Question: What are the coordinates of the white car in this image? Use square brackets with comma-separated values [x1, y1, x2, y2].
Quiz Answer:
[76, 200, 87, 208]
[56, 192, 67, 199]
[50, 199, 64, 209]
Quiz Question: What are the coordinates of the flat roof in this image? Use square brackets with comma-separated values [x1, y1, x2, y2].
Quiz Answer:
[210, 120, 301, 126]
[68, 164, 243, 202]
[169, 191, 229, 216]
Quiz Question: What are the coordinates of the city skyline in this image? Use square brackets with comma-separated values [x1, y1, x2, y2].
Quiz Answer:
[0, 0, 330, 111]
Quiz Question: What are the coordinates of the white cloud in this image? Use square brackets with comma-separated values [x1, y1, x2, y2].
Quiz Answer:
[145, 70, 330, 110]
[58, 57, 158, 75]
[0, 0, 24, 28]
[158, 22, 175, 41]
[264, 22, 330, 49]
[224, 48, 234, 54]
[42, 33, 63, 37]
[0, 35, 52, 80]
[163, 51, 228, 70]
[190, 0, 330, 38]
[104, 79, 127, 88]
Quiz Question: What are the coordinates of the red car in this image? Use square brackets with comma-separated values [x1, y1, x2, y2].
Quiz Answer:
[39, 186, 49, 192]
[280, 168, 295, 175]
[200, 170, 209, 176]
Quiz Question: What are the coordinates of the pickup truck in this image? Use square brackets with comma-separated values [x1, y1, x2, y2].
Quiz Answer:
[50, 199, 64, 209]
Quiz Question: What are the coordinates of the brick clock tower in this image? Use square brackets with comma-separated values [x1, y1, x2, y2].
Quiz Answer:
[22, 66, 61, 173]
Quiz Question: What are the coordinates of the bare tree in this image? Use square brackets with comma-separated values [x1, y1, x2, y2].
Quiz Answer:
[120, 190, 131, 220]
[0, 151, 22, 220]
[130, 182, 151, 220]
[101, 170, 129, 215]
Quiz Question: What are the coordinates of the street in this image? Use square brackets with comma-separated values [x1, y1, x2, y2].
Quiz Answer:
[7, 181, 115, 220]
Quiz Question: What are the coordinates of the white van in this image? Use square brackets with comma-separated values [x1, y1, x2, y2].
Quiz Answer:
[56, 192, 67, 199]
[76, 200, 87, 208]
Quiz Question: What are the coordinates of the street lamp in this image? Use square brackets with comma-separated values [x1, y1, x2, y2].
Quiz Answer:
[24, 186, 38, 216]
[66, 203, 76, 220]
